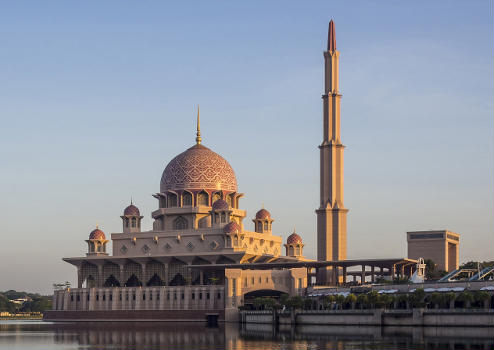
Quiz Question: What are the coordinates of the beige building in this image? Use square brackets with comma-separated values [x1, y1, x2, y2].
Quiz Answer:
[407, 230, 460, 272]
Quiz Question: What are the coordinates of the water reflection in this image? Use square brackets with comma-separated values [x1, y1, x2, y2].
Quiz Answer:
[0, 320, 492, 350]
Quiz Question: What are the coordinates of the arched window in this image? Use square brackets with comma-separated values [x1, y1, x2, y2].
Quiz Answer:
[168, 193, 178, 207]
[212, 192, 221, 203]
[258, 222, 262, 232]
[215, 213, 219, 223]
[160, 197, 167, 208]
[125, 218, 129, 227]
[131, 217, 136, 227]
[221, 212, 226, 223]
[264, 222, 268, 230]
[197, 191, 209, 206]
[226, 195, 232, 207]
[183, 192, 192, 206]
[173, 216, 188, 230]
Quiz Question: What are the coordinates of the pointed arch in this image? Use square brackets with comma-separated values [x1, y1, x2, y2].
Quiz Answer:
[197, 191, 209, 206]
[147, 273, 164, 286]
[104, 275, 120, 287]
[182, 191, 193, 206]
[125, 274, 142, 287]
[169, 273, 186, 286]
[173, 216, 188, 230]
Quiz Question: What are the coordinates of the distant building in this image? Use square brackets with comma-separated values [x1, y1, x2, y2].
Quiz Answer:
[407, 230, 460, 272]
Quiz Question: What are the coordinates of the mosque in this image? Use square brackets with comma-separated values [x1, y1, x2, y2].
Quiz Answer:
[46, 20, 416, 322]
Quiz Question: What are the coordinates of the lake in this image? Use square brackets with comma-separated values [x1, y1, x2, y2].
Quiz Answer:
[0, 320, 492, 350]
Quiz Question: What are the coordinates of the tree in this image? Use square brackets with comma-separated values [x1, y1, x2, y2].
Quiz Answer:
[334, 295, 346, 310]
[322, 295, 335, 309]
[424, 260, 447, 280]
[443, 292, 456, 309]
[356, 294, 368, 310]
[20, 297, 52, 313]
[473, 291, 489, 308]
[396, 294, 408, 309]
[456, 291, 473, 308]
[303, 298, 313, 310]
[409, 289, 425, 308]
[367, 291, 379, 308]
[379, 294, 394, 309]
[0, 294, 16, 313]
[279, 294, 290, 308]
[430, 292, 443, 309]
[345, 294, 357, 310]
[287, 296, 304, 310]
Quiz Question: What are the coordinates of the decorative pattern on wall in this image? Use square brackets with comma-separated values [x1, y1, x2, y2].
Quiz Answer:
[161, 144, 237, 192]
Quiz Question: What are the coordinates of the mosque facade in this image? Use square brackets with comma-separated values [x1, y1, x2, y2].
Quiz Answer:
[46, 21, 416, 322]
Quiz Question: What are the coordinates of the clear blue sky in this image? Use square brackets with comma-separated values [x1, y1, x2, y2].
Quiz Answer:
[0, 1, 492, 294]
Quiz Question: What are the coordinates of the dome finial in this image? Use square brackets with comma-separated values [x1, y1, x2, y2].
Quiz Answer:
[196, 105, 202, 144]
[130, 196, 133, 205]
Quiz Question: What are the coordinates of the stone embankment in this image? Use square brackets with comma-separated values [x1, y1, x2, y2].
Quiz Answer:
[240, 309, 494, 327]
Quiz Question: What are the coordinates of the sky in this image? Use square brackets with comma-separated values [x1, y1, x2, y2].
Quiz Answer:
[0, 1, 492, 294]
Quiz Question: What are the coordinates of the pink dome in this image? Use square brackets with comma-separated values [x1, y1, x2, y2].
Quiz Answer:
[255, 208, 271, 220]
[223, 221, 241, 234]
[123, 204, 140, 216]
[287, 233, 302, 244]
[160, 144, 237, 193]
[212, 199, 229, 211]
[89, 228, 106, 240]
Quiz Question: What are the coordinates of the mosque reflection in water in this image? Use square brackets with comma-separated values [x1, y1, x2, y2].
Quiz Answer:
[1, 321, 492, 350]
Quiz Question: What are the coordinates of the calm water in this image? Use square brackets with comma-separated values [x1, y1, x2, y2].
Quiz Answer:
[0, 320, 492, 350]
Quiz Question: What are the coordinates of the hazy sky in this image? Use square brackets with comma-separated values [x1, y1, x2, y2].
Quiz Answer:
[1, 1, 492, 294]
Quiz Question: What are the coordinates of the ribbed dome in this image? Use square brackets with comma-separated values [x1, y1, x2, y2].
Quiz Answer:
[223, 221, 241, 234]
[212, 199, 229, 211]
[89, 228, 106, 240]
[255, 208, 271, 220]
[123, 204, 140, 216]
[160, 144, 237, 193]
[287, 233, 302, 244]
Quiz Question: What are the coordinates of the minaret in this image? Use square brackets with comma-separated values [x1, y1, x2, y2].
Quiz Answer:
[316, 20, 348, 284]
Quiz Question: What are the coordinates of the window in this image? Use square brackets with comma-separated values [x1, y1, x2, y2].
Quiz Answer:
[119, 293, 122, 301]
[150, 293, 153, 301]
[70, 295, 73, 302]
[131, 217, 136, 227]
[264, 222, 268, 230]
[183, 192, 192, 206]
[156, 293, 160, 300]
[132, 294, 136, 301]
[251, 277, 254, 284]
[167, 293, 170, 300]
[266, 277, 269, 283]
[143, 293, 146, 300]
[181, 293, 184, 300]
[217, 292, 221, 299]
[76, 295, 80, 302]
[168, 193, 178, 207]
[258, 222, 262, 232]
[199, 292, 203, 300]
[192, 293, 195, 300]
[125, 218, 129, 227]
[103, 294, 106, 301]
[109, 294, 112, 301]
[96, 294, 99, 301]
[174, 292, 177, 300]
[173, 216, 188, 230]
[221, 212, 226, 223]
[197, 191, 209, 206]
[206, 292, 210, 300]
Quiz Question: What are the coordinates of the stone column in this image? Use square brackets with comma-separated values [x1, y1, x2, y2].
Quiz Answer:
[371, 266, 375, 283]
[342, 267, 347, 284]
[77, 266, 83, 288]
[361, 265, 366, 284]
[112, 288, 118, 310]
[88, 289, 95, 311]
[119, 265, 125, 286]
[97, 265, 104, 287]
[136, 288, 142, 310]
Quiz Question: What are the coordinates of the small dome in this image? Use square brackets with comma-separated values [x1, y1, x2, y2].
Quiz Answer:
[255, 208, 271, 220]
[223, 221, 241, 234]
[212, 199, 229, 211]
[287, 232, 302, 245]
[89, 228, 106, 240]
[124, 204, 140, 216]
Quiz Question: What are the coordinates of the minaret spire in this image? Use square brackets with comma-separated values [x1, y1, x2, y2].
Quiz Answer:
[327, 20, 336, 52]
[195, 105, 202, 145]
